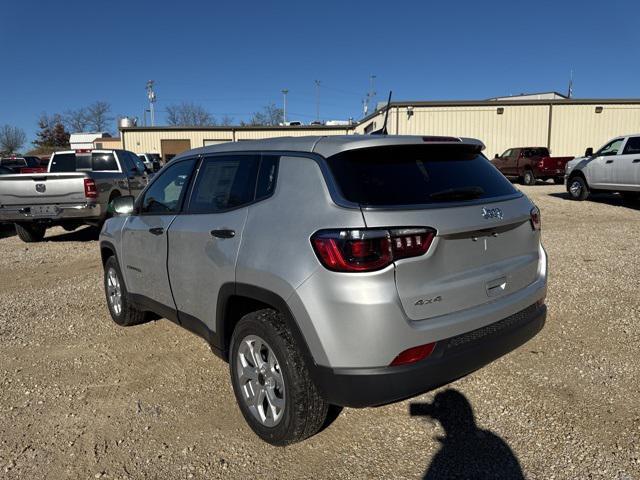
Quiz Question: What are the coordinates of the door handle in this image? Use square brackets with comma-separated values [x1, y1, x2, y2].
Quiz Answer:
[605, 160, 613, 164]
[633, 159, 640, 163]
[210, 229, 235, 239]
[149, 227, 164, 236]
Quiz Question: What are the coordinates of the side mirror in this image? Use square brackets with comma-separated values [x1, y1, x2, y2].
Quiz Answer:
[108, 195, 135, 216]
[494, 153, 499, 159]
[585, 147, 593, 157]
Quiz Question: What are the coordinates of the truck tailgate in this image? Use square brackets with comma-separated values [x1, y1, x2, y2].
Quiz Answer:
[0, 173, 89, 206]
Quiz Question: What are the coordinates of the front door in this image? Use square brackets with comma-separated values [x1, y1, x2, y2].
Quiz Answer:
[589, 138, 625, 187]
[121, 158, 197, 310]
[168, 154, 261, 337]
[615, 136, 640, 188]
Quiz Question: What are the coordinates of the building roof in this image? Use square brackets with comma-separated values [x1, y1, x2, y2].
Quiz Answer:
[178, 135, 485, 160]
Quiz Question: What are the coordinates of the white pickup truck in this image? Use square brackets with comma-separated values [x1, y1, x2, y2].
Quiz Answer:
[0, 149, 149, 242]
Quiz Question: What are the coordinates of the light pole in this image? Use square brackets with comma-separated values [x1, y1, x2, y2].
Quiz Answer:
[314, 80, 321, 121]
[281, 89, 289, 124]
[146, 80, 156, 126]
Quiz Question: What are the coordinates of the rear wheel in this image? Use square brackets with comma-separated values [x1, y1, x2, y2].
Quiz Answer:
[567, 176, 589, 201]
[522, 170, 536, 186]
[229, 309, 329, 445]
[14, 223, 46, 243]
[554, 176, 564, 185]
[103, 256, 147, 326]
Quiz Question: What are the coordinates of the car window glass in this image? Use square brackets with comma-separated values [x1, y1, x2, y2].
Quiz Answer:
[187, 155, 259, 213]
[90, 153, 118, 171]
[622, 137, 640, 155]
[598, 139, 624, 156]
[130, 152, 146, 172]
[501, 149, 511, 158]
[120, 152, 135, 172]
[141, 159, 196, 214]
[256, 155, 279, 200]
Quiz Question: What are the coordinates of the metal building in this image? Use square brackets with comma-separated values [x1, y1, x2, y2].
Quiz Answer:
[120, 96, 640, 162]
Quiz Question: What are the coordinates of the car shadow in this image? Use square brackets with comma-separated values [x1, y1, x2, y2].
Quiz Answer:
[0, 223, 16, 239]
[549, 191, 640, 210]
[45, 226, 100, 242]
[410, 389, 524, 480]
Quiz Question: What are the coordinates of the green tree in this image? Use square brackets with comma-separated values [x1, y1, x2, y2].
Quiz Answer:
[33, 113, 70, 153]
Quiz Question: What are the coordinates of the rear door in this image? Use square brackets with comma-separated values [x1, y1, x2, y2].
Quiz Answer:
[167, 154, 264, 335]
[615, 136, 640, 189]
[121, 158, 197, 309]
[325, 144, 541, 321]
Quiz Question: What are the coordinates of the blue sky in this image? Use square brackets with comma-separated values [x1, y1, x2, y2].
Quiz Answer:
[1, 0, 637, 145]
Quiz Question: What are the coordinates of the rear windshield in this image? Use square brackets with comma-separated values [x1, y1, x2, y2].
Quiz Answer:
[49, 152, 119, 172]
[326, 145, 518, 206]
[522, 148, 549, 158]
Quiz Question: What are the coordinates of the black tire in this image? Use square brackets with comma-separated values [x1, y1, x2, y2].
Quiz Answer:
[229, 309, 329, 446]
[14, 223, 46, 243]
[554, 176, 564, 185]
[522, 170, 536, 186]
[567, 176, 589, 201]
[103, 256, 147, 327]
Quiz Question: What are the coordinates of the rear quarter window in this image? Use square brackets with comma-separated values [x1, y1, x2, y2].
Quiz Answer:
[326, 145, 518, 207]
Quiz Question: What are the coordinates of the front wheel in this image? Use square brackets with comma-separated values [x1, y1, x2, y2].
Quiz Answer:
[522, 170, 536, 186]
[14, 223, 46, 243]
[229, 309, 329, 446]
[567, 176, 589, 201]
[103, 256, 148, 326]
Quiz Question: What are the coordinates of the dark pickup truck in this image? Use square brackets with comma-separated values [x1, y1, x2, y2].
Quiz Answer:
[491, 147, 574, 185]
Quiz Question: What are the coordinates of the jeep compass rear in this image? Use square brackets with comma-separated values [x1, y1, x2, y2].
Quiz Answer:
[100, 135, 547, 445]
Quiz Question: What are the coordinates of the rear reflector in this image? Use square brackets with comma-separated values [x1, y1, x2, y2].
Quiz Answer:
[390, 342, 436, 366]
[311, 227, 436, 272]
[530, 206, 541, 231]
[84, 178, 97, 199]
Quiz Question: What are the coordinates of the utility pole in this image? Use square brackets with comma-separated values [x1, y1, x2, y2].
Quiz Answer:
[146, 80, 157, 126]
[281, 89, 289, 124]
[314, 80, 321, 121]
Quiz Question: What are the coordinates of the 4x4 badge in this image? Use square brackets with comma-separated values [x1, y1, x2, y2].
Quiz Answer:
[482, 207, 503, 220]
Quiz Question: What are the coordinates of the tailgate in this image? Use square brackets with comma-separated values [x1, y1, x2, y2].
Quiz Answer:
[362, 196, 541, 320]
[544, 156, 572, 170]
[0, 173, 89, 206]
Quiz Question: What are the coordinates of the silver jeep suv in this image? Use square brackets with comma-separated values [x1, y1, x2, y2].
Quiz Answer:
[99, 136, 547, 445]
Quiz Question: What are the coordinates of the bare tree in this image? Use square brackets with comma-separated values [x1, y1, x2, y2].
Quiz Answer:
[0, 125, 27, 155]
[219, 115, 235, 126]
[85, 101, 113, 132]
[64, 108, 90, 133]
[166, 102, 215, 126]
[249, 103, 283, 126]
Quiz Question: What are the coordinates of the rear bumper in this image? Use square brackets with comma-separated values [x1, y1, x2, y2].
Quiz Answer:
[0, 202, 103, 223]
[312, 302, 546, 407]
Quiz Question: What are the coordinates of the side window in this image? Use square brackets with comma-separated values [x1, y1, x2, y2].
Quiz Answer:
[622, 137, 640, 155]
[501, 149, 512, 159]
[597, 139, 624, 157]
[256, 155, 279, 200]
[140, 159, 196, 214]
[187, 155, 260, 214]
[91, 153, 118, 171]
[119, 152, 135, 172]
[130, 152, 147, 173]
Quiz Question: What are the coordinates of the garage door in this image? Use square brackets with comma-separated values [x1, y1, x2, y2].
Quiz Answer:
[161, 139, 191, 163]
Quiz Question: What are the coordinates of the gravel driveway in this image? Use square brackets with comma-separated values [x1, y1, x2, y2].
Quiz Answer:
[0, 184, 638, 479]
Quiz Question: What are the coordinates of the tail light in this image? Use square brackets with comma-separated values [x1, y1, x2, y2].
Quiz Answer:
[311, 227, 436, 272]
[530, 206, 541, 231]
[84, 178, 98, 199]
[390, 342, 436, 366]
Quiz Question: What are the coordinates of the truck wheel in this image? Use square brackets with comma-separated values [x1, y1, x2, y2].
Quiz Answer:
[229, 309, 329, 446]
[554, 176, 564, 185]
[14, 223, 46, 243]
[522, 170, 536, 186]
[567, 176, 589, 201]
[103, 256, 147, 327]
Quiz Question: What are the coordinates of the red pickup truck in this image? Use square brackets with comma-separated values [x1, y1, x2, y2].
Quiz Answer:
[491, 147, 573, 185]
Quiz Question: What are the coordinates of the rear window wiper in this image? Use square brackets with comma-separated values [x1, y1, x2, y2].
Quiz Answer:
[429, 186, 485, 201]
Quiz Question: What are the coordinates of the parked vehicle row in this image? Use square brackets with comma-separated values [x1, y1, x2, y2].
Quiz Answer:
[99, 135, 547, 445]
[0, 156, 48, 174]
[491, 147, 573, 185]
[565, 134, 640, 202]
[0, 149, 149, 242]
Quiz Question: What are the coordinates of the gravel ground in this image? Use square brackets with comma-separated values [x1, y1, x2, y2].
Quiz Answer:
[0, 184, 639, 479]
